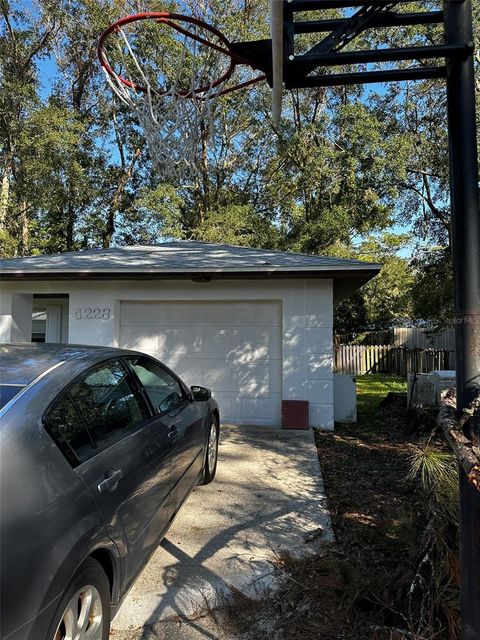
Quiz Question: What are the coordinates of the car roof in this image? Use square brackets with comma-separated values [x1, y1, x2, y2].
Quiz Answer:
[0, 343, 137, 386]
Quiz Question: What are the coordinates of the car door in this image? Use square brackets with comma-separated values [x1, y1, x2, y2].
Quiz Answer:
[126, 356, 206, 509]
[44, 358, 173, 585]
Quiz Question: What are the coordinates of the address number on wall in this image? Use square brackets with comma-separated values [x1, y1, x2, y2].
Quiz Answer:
[73, 308, 112, 320]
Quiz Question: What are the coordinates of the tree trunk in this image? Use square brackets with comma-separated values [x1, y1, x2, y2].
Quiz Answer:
[66, 201, 75, 251]
[102, 148, 141, 249]
[0, 160, 12, 230]
[199, 121, 210, 225]
[19, 200, 30, 256]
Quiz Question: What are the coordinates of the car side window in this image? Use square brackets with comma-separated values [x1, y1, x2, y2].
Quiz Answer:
[129, 358, 184, 415]
[68, 360, 149, 453]
[44, 393, 95, 466]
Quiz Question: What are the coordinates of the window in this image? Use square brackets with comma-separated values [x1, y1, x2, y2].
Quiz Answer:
[129, 358, 184, 414]
[68, 360, 149, 453]
[31, 309, 47, 342]
[44, 393, 95, 465]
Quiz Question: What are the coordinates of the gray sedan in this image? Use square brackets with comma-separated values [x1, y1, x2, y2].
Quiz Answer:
[0, 343, 220, 640]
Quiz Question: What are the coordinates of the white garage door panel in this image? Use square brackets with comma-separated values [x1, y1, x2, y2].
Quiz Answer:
[159, 328, 203, 357]
[119, 301, 282, 425]
[120, 327, 158, 352]
[120, 302, 161, 324]
[166, 302, 203, 325]
[203, 302, 244, 325]
[238, 364, 270, 397]
[163, 358, 204, 383]
[211, 395, 240, 420]
[242, 302, 278, 325]
[203, 328, 241, 356]
[203, 362, 236, 392]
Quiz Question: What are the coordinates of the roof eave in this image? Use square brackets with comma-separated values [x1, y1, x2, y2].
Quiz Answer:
[1, 266, 381, 282]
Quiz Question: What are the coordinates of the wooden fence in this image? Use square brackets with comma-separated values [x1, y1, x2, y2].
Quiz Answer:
[393, 327, 456, 350]
[334, 345, 456, 378]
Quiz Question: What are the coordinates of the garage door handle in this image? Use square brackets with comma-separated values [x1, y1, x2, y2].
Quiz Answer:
[97, 469, 123, 494]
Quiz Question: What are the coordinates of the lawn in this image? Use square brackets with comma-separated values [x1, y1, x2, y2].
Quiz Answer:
[356, 374, 407, 417]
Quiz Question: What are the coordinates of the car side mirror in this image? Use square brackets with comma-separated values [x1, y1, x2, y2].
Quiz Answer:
[190, 386, 211, 401]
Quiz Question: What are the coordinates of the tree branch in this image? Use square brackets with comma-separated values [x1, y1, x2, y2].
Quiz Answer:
[102, 148, 141, 248]
[398, 181, 450, 230]
[2, 6, 17, 60]
[437, 386, 480, 492]
[406, 168, 442, 180]
[23, 20, 57, 73]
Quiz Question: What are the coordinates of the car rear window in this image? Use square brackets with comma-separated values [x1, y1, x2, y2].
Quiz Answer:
[0, 384, 25, 409]
[44, 360, 150, 465]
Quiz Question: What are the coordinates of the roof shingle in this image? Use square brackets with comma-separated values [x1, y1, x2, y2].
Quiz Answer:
[1, 240, 381, 278]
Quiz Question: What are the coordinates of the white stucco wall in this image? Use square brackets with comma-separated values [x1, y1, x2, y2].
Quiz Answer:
[0, 279, 334, 429]
[0, 292, 33, 342]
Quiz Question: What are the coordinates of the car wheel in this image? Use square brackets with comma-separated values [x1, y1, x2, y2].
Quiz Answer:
[199, 414, 219, 485]
[47, 558, 110, 640]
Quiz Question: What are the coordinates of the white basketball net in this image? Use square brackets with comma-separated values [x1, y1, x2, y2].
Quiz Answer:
[101, 18, 231, 184]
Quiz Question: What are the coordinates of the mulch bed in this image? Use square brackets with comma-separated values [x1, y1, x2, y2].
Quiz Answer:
[315, 394, 421, 557]
[263, 392, 432, 640]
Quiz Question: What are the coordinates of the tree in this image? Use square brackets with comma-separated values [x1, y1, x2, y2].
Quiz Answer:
[409, 247, 454, 330]
[0, 0, 57, 255]
[333, 233, 414, 335]
[360, 1, 480, 328]
[262, 96, 399, 254]
[1, 0, 476, 339]
[37, 0, 145, 251]
[0, 0, 149, 256]
[115, 1, 401, 253]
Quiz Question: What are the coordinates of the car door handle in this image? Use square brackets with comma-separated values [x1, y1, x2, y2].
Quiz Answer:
[97, 469, 123, 494]
[167, 426, 178, 441]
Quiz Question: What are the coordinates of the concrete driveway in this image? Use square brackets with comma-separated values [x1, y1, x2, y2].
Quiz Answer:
[111, 424, 333, 638]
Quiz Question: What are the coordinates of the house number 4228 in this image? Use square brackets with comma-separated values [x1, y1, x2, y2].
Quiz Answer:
[73, 308, 111, 320]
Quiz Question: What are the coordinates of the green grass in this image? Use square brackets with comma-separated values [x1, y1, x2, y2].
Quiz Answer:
[355, 374, 407, 421]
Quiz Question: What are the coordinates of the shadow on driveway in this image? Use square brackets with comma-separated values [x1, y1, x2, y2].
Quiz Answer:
[111, 425, 333, 635]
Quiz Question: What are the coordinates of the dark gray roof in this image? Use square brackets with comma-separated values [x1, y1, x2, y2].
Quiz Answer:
[1, 241, 381, 286]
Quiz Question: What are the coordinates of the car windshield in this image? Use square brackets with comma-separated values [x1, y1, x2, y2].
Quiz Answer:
[0, 384, 26, 409]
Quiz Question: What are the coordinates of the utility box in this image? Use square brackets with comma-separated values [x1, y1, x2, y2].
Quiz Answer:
[281, 400, 309, 430]
[407, 370, 456, 408]
[432, 370, 456, 404]
[333, 374, 357, 423]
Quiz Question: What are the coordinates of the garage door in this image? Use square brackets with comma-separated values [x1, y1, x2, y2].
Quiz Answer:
[119, 301, 282, 425]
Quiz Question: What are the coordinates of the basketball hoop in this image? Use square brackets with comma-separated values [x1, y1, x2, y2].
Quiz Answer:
[98, 12, 266, 183]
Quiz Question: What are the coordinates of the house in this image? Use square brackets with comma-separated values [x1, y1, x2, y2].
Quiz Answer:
[0, 241, 380, 429]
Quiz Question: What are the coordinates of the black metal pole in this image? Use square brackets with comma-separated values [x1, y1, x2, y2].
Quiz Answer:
[293, 11, 444, 34]
[443, 1, 480, 639]
[286, 66, 447, 88]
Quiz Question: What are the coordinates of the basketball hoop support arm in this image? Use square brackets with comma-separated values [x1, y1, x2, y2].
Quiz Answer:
[230, 4, 453, 87]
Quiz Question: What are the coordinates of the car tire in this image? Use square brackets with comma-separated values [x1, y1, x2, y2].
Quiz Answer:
[198, 414, 219, 485]
[46, 557, 111, 640]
